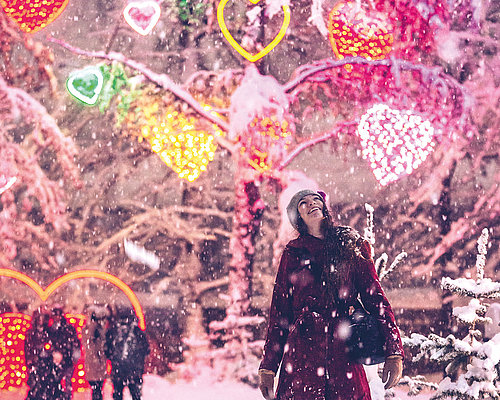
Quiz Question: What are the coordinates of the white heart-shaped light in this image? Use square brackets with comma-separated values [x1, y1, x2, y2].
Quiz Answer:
[123, 1, 161, 36]
[357, 104, 435, 186]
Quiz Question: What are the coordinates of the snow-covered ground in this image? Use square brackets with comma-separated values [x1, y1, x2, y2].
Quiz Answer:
[0, 374, 434, 400]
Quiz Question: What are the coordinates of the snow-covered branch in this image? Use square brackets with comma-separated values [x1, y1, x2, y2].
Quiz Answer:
[276, 123, 352, 170]
[47, 36, 234, 152]
[379, 251, 407, 281]
[284, 57, 473, 113]
[398, 375, 440, 396]
[414, 173, 499, 276]
[441, 277, 500, 299]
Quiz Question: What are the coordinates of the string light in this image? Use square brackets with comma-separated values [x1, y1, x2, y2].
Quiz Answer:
[139, 105, 223, 182]
[0, 271, 147, 393]
[0, 0, 70, 33]
[357, 104, 435, 186]
[217, 0, 290, 62]
[240, 115, 293, 173]
[328, 2, 393, 62]
[66, 66, 104, 106]
[0, 313, 88, 393]
[65, 313, 87, 393]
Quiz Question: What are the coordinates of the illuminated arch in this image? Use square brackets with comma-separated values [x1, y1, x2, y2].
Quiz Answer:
[0, 269, 146, 330]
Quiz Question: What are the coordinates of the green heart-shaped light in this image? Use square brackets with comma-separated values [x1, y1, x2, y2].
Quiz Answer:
[66, 66, 104, 105]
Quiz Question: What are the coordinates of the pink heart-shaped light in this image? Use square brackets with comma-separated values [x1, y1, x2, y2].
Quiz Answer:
[123, 1, 161, 35]
[357, 104, 435, 186]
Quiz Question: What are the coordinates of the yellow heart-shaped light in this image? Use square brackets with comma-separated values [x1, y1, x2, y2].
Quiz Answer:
[218, 0, 290, 62]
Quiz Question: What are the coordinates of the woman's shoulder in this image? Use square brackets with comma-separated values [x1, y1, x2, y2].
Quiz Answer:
[331, 225, 372, 258]
[284, 236, 315, 255]
[332, 225, 361, 240]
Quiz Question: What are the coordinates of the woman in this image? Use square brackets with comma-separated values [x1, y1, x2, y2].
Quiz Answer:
[82, 306, 110, 400]
[258, 190, 404, 400]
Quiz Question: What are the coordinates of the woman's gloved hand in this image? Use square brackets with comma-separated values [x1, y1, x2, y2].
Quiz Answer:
[258, 369, 276, 399]
[382, 355, 403, 389]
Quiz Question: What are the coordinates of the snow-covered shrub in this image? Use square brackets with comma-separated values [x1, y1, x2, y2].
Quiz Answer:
[403, 228, 500, 399]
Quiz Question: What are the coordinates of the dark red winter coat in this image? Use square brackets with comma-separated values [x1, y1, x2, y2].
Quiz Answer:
[260, 229, 404, 400]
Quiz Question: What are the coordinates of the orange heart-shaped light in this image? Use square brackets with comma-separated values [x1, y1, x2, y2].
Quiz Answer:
[0, 0, 70, 33]
[0, 269, 145, 330]
[240, 114, 293, 173]
[328, 1, 393, 61]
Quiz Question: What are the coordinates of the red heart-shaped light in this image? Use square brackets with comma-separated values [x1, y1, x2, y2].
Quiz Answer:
[357, 104, 435, 186]
[0, 0, 70, 33]
[328, 2, 393, 61]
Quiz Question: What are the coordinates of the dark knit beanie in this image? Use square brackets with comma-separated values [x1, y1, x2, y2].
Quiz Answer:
[286, 189, 326, 229]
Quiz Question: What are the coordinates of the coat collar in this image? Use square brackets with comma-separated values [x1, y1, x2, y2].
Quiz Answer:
[287, 226, 362, 256]
[287, 233, 325, 254]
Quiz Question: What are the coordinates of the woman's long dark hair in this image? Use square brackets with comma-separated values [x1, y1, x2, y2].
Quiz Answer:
[296, 200, 359, 300]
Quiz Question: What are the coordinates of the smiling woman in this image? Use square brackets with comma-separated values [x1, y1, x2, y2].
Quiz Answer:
[258, 189, 404, 400]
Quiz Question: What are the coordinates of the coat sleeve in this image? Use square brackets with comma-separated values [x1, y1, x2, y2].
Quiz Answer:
[259, 247, 295, 373]
[353, 238, 404, 359]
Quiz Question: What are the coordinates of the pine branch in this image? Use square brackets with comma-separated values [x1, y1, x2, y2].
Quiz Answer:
[399, 375, 439, 396]
[441, 277, 500, 299]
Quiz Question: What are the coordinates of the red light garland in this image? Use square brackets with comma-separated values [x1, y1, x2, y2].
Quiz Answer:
[0, 313, 30, 390]
[65, 313, 87, 393]
[357, 104, 435, 186]
[0, 313, 88, 393]
[0, 0, 70, 34]
[328, 2, 393, 62]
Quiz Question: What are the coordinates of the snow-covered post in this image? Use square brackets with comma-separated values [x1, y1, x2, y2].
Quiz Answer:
[403, 228, 500, 399]
[208, 66, 293, 380]
[226, 167, 265, 331]
[205, 161, 266, 384]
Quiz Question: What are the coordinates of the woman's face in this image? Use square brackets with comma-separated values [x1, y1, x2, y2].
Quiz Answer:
[297, 194, 324, 229]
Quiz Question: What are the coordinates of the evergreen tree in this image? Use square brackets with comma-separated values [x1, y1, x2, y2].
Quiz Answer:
[404, 229, 500, 399]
